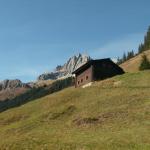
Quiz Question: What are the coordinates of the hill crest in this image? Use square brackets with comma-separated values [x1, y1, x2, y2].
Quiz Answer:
[120, 49, 150, 72]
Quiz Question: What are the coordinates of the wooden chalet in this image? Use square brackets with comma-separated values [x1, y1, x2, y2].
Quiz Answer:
[72, 58, 124, 88]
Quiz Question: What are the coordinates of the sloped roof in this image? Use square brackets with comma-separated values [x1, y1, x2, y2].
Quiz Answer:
[72, 58, 111, 74]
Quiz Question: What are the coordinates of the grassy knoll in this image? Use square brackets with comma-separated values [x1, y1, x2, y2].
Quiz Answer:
[0, 71, 150, 150]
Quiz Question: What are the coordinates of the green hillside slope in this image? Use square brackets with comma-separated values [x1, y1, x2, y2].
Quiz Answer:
[0, 71, 150, 150]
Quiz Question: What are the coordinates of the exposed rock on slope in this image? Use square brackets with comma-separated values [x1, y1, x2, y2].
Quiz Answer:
[37, 72, 64, 81]
[0, 79, 29, 91]
[0, 79, 31, 101]
[38, 53, 91, 80]
[63, 53, 90, 74]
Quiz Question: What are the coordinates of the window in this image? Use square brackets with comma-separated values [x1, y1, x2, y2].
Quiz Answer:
[78, 81, 80, 85]
[86, 76, 88, 80]
[81, 79, 83, 83]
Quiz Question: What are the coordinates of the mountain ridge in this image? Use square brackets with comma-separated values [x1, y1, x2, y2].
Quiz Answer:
[0, 79, 30, 91]
[37, 53, 91, 80]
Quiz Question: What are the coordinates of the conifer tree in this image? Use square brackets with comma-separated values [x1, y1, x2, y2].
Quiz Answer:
[138, 43, 142, 53]
[123, 52, 127, 62]
[139, 54, 150, 70]
[146, 26, 150, 49]
[117, 57, 122, 65]
[138, 26, 150, 53]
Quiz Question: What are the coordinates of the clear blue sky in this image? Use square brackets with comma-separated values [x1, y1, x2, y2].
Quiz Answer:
[0, 0, 150, 82]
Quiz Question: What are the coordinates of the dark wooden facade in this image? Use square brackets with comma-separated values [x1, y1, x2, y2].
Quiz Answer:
[72, 58, 124, 87]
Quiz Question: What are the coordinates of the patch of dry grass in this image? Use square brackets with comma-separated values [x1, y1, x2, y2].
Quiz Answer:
[120, 49, 150, 72]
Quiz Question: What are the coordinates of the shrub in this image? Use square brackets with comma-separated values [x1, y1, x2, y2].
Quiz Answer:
[139, 55, 150, 70]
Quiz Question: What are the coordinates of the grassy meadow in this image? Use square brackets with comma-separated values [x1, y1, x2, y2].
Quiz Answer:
[0, 71, 150, 150]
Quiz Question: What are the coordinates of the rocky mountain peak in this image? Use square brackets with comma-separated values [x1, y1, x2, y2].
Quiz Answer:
[37, 53, 91, 80]
[0, 79, 29, 91]
[64, 53, 90, 74]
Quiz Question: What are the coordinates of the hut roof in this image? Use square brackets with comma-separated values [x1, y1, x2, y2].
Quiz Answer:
[72, 58, 111, 74]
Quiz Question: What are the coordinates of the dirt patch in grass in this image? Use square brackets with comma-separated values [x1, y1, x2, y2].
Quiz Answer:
[5, 121, 37, 135]
[0, 114, 29, 125]
[73, 117, 99, 126]
[74, 111, 128, 126]
[41, 105, 76, 122]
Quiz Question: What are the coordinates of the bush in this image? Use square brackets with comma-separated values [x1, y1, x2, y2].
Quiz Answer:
[139, 55, 150, 70]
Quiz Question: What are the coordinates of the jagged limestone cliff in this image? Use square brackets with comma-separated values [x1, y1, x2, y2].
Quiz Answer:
[38, 53, 91, 80]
